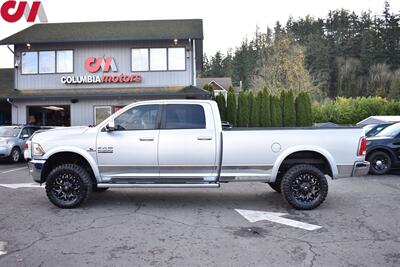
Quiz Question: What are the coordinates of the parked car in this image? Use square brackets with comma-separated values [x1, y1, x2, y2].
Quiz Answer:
[0, 125, 41, 163]
[364, 123, 392, 137]
[366, 122, 400, 174]
[25, 100, 369, 210]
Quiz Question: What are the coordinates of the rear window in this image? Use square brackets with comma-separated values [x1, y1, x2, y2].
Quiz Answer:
[164, 104, 206, 129]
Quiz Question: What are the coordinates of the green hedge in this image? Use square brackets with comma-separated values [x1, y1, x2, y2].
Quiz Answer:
[312, 96, 400, 125]
[214, 89, 312, 127]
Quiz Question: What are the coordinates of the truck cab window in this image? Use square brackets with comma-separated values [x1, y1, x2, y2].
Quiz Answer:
[114, 105, 160, 130]
[164, 104, 206, 129]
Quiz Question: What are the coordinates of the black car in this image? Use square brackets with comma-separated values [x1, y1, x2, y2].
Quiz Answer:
[365, 123, 392, 137]
[366, 122, 400, 174]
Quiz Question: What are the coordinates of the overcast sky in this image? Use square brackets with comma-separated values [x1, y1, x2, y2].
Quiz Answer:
[0, 0, 399, 68]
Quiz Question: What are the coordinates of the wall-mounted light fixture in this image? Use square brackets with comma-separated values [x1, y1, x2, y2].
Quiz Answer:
[174, 38, 178, 45]
[26, 43, 31, 50]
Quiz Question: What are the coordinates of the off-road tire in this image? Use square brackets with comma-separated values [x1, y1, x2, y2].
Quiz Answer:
[45, 164, 92, 209]
[281, 164, 328, 210]
[368, 151, 391, 175]
[9, 147, 21, 163]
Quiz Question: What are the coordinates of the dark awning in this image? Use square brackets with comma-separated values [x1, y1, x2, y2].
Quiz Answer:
[5, 86, 212, 101]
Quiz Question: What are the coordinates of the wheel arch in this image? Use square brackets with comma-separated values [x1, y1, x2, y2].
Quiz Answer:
[271, 146, 337, 181]
[41, 148, 100, 184]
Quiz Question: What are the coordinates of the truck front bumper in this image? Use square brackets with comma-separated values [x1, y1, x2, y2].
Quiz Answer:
[28, 159, 46, 183]
[351, 161, 370, 177]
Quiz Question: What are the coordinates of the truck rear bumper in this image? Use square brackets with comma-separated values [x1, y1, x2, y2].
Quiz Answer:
[351, 161, 370, 177]
[28, 159, 46, 183]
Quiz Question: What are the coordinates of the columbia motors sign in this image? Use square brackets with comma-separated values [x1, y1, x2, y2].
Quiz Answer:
[61, 57, 142, 85]
[0, 1, 47, 22]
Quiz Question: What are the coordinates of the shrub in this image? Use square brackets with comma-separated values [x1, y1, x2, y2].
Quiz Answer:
[215, 94, 227, 121]
[249, 91, 260, 127]
[296, 92, 312, 126]
[259, 88, 271, 127]
[270, 95, 282, 127]
[281, 90, 296, 127]
[237, 91, 250, 127]
[226, 87, 237, 126]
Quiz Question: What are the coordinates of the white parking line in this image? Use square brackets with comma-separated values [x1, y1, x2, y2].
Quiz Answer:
[0, 241, 7, 256]
[0, 167, 28, 174]
[0, 183, 43, 189]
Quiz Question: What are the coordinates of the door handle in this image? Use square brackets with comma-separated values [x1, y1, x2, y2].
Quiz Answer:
[197, 136, 213, 141]
[140, 137, 154, 141]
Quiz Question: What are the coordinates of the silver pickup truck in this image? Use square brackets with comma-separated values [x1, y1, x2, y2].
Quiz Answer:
[26, 100, 369, 210]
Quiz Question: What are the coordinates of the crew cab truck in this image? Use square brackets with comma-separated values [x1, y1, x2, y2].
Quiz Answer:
[26, 100, 370, 210]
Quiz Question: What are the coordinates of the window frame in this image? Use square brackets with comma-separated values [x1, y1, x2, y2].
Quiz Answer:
[167, 47, 186, 71]
[112, 104, 162, 132]
[38, 50, 56, 74]
[130, 46, 187, 72]
[149, 48, 168, 71]
[56, 50, 74, 74]
[131, 48, 150, 72]
[21, 49, 74, 75]
[94, 105, 112, 126]
[21, 51, 39, 75]
[160, 104, 207, 130]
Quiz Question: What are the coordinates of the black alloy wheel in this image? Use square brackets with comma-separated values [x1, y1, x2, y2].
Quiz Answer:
[369, 151, 391, 175]
[281, 164, 328, 210]
[46, 164, 92, 208]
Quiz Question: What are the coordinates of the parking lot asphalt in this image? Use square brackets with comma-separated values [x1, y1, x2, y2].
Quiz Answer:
[0, 161, 399, 267]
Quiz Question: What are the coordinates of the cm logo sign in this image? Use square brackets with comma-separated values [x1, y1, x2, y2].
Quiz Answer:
[0, 0, 47, 23]
[85, 57, 118, 73]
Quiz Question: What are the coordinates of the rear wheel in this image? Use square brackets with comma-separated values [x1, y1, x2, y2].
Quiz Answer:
[368, 151, 391, 175]
[281, 164, 328, 210]
[9, 147, 21, 163]
[45, 164, 92, 209]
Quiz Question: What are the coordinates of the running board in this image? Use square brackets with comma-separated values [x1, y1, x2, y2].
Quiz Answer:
[97, 183, 220, 188]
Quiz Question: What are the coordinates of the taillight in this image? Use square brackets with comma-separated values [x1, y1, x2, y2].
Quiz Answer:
[357, 136, 367, 156]
[24, 143, 29, 150]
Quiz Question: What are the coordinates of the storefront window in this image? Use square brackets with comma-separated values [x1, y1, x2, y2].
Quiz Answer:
[27, 106, 71, 126]
[94, 106, 112, 125]
[150, 48, 167, 71]
[168, 47, 186, 70]
[39, 51, 55, 73]
[131, 49, 149, 71]
[21, 52, 38, 74]
[57, 50, 74, 73]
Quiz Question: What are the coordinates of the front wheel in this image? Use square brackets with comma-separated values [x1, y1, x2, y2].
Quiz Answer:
[9, 147, 21, 163]
[45, 164, 92, 209]
[281, 164, 328, 210]
[368, 151, 391, 175]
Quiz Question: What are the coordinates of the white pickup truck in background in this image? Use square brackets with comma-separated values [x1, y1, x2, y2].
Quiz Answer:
[25, 100, 369, 210]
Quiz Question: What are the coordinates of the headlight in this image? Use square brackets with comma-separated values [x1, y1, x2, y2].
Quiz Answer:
[32, 143, 45, 157]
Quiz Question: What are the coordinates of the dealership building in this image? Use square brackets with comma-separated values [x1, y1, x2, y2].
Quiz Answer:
[0, 19, 210, 126]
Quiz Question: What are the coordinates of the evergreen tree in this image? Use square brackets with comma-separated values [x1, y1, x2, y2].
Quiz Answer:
[226, 87, 237, 126]
[281, 90, 296, 126]
[270, 95, 282, 127]
[296, 92, 313, 126]
[215, 94, 227, 121]
[259, 88, 271, 127]
[249, 91, 260, 127]
[237, 91, 249, 127]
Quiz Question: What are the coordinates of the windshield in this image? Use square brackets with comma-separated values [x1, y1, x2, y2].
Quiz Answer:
[0, 127, 21, 137]
[376, 123, 400, 137]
